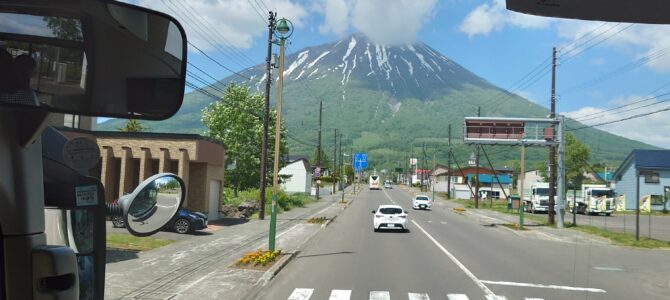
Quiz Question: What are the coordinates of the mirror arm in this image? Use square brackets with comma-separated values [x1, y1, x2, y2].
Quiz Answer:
[19, 109, 50, 147]
[106, 202, 123, 216]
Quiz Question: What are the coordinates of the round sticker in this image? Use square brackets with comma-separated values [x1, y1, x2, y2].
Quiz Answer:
[63, 137, 101, 170]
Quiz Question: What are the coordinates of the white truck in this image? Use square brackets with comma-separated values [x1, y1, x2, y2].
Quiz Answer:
[524, 183, 550, 213]
[570, 184, 615, 216]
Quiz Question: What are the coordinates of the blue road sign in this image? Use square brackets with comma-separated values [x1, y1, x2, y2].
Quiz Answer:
[353, 152, 368, 171]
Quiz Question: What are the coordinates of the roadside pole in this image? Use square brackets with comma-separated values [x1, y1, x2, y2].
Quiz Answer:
[447, 124, 452, 199]
[557, 115, 565, 228]
[316, 101, 322, 200]
[519, 143, 525, 229]
[259, 11, 276, 220]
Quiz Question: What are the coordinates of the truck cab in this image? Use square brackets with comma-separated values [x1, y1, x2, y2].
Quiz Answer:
[575, 184, 615, 216]
[524, 183, 550, 214]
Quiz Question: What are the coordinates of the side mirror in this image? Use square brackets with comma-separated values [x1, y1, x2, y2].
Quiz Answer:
[0, 0, 187, 119]
[371, 210, 376, 214]
[117, 173, 184, 236]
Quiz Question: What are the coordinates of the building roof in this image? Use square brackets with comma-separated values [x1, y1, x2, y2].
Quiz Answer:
[466, 174, 512, 184]
[287, 158, 312, 171]
[614, 149, 670, 180]
[56, 126, 223, 145]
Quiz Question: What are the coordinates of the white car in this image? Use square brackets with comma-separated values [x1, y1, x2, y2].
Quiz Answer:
[372, 205, 408, 232]
[412, 195, 432, 210]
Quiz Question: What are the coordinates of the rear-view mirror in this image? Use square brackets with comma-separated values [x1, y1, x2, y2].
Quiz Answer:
[119, 173, 184, 237]
[0, 0, 186, 120]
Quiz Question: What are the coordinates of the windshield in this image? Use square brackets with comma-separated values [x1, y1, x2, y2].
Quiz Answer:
[535, 188, 549, 196]
[6, 1, 670, 300]
[591, 189, 614, 198]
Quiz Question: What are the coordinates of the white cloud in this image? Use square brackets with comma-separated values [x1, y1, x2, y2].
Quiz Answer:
[516, 90, 538, 103]
[556, 22, 670, 73]
[137, 0, 308, 50]
[317, 0, 438, 45]
[564, 95, 670, 148]
[459, 0, 552, 37]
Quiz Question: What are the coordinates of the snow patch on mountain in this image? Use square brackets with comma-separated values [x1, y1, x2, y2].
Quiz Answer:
[284, 50, 309, 77]
[306, 51, 330, 69]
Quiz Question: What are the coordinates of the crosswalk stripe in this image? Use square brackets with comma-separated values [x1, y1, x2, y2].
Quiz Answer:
[485, 296, 507, 300]
[328, 289, 351, 300]
[408, 292, 430, 300]
[446, 294, 469, 300]
[369, 291, 390, 300]
[287, 288, 314, 300]
[525, 298, 544, 300]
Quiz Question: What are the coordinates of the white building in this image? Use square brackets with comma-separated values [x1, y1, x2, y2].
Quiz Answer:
[279, 159, 312, 194]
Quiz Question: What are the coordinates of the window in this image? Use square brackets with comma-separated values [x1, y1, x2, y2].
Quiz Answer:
[644, 172, 660, 184]
[379, 208, 403, 214]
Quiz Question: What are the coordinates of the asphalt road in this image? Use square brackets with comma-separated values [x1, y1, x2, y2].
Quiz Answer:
[254, 186, 670, 300]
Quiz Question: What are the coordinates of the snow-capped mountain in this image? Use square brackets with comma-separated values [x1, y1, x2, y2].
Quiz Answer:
[244, 33, 492, 102]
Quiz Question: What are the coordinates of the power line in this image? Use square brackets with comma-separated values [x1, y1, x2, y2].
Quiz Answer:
[247, 0, 269, 25]
[257, 0, 271, 12]
[558, 23, 627, 63]
[188, 41, 254, 81]
[574, 91, 670, 122]
[568, 103, 670, 131]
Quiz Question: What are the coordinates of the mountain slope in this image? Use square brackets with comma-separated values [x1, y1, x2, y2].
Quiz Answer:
[98, 34, 657, 168]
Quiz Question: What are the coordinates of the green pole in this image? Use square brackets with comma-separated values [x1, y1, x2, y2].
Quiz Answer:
[269, 194, 277, 250]
[520, 202, 525, 229]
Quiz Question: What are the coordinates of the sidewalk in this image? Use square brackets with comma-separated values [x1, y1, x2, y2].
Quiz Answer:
[105, 187, 357, 300]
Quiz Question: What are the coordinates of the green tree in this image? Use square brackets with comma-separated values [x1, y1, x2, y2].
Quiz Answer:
[311, 148, 330, 170]
[202, 84, 287, 194]
[565, 133, 591, 189]
[118, 119, 146, 132]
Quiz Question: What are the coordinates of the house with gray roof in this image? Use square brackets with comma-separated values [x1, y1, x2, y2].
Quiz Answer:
[613, 149, 670, 211]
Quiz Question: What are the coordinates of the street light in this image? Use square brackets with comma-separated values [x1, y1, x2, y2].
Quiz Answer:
[269, 17, 293, 252]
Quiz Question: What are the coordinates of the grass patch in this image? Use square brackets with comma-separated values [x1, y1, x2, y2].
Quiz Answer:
[566, 223, 670, 249]
[106, 234, 175, 251]
[307, 216, 328, 224]
[448, 198, 550, 225]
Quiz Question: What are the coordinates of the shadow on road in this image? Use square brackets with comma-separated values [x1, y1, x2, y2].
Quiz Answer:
[297, 251, 354, 259]
[106, 248, 139, 264]
[209, 218, 250, 226]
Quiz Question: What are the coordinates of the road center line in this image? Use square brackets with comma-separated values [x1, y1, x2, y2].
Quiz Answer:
[480, 280, 606, 293]
[410, 220, 496, 297]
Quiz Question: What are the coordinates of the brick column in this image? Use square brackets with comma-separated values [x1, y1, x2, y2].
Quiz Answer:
[100, 146, 115, 203]
[118, 146, 133, 197]
[139, 147, 152, 181]
[158, 148, 170, 173]
[178, 148, 190, 206]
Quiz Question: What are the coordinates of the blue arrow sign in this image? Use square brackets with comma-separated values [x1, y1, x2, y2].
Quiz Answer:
[353, 152, 368, 171]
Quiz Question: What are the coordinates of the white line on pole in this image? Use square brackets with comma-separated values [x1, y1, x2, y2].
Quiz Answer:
[480, 280, 606, 293]
[410, 220, 495, 297]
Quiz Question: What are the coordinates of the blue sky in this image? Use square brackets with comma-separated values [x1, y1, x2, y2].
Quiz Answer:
[132, 0, 670, 148]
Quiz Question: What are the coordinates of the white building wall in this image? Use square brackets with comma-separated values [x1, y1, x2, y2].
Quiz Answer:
[279, 161, 311, 193]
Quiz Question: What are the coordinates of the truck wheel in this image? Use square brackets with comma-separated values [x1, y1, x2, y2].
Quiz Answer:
[605, 213, 611, 217]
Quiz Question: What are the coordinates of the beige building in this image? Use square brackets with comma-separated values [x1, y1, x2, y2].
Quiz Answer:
[57, 127, 226, 220]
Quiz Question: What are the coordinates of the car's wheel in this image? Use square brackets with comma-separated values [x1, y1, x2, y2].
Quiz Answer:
[112, 216, 125, 228]
[605, 213, 611, 217]
[173, 218, 191, 234]
[374, 227, 379, 232]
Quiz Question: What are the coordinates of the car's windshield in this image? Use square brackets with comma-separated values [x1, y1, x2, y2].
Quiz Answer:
[379, 208, 403, 214]
[591, 190, 614, 198]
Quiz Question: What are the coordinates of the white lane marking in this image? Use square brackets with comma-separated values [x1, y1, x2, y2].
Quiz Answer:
[486, 296, 507, 300]
[408, 292, 430, 299]
[480, 280, 607, 293]
[593, 266, 624, 272]
[328, 289, 351, 300]
[288, 288, 314, 300]
[446, 294, 469, 300]
[427, 220, 433, 223]
[410, 220, 495, 297]
[440, 221, 447, 225]
[525, 298, 545, 300]
[369, 291, 390, 300]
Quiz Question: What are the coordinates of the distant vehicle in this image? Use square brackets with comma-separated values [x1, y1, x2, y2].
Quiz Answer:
[372, 205, 408, 232]
[369, 175, 381, 190]
[524, 183, 550, 213]
[111, 196, 208, 234]
[412, 195, 432, 210]
[384, 182, 392, 189]
[570, 184, 615, 216]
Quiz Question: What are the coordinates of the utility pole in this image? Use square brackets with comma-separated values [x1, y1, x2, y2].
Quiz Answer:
[432, 152, 436, 201]
[411, 146, 415, 186]
[447, 124, 452, 199]
[339, 133, 344, 202]
[259, 11, 276, 220]
[333, 129, 337, 193]
[422, 143, 426, 192]
[548, 47, 557, 225]
[474, 106, 481, 209]
[405, 151, 409, 185]
[316, 101, 322, 200]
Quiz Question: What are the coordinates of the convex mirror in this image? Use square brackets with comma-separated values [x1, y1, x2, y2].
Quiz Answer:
[118, 173, 184, 236]
[0, 0, 186, 119]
